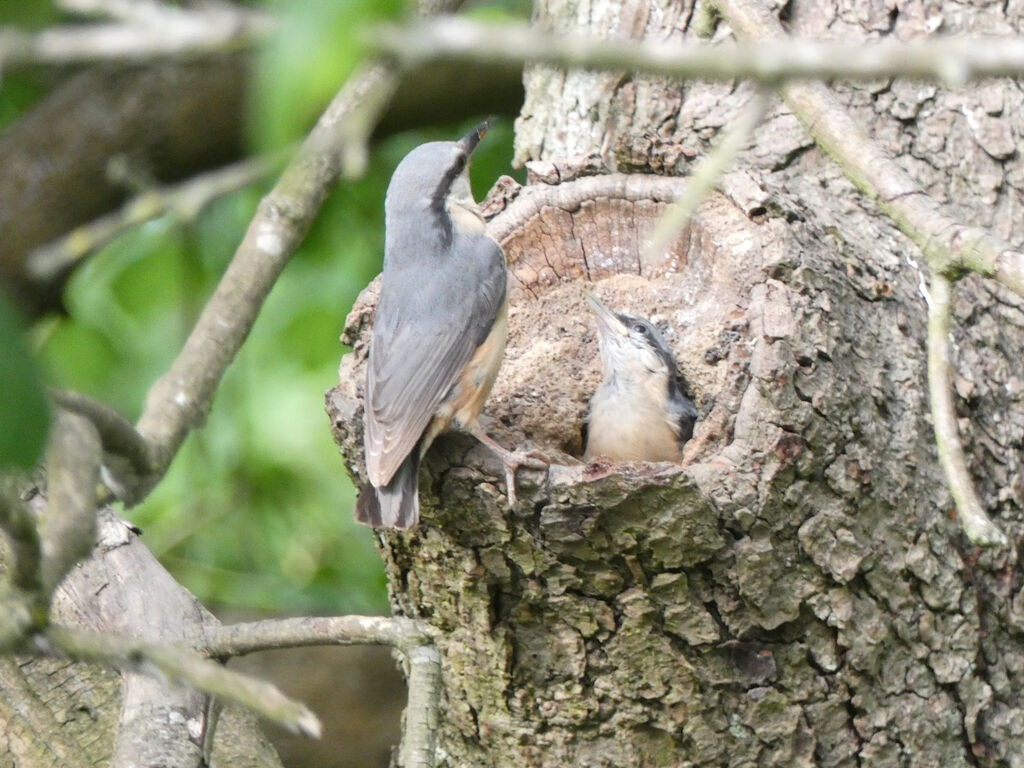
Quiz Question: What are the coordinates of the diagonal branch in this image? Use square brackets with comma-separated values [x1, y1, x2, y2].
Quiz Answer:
[133, 0, 464, 489]
[710, 0, 1024, 298]
[26, 153, 285, 287]
[925, 273, 1006, 547]
[643, 89, 770, 262]
[133, 60, 399, 482]
[41, 624, 321, 737]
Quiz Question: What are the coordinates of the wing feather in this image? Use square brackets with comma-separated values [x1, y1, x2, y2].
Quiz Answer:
[364, 235, 506, 486]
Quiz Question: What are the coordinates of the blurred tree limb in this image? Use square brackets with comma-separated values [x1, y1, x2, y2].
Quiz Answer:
[0, 51, 522, 318]
[25, 151, 286, 286]
[0, 1, 274, 69]
[371, 16, 1024, 84]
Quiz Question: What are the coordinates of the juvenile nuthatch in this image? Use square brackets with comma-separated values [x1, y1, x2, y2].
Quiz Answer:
[584, 290, 697, 463]
[356, 122, 540, 529]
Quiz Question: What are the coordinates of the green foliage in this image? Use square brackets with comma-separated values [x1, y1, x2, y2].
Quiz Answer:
[0, 0, 57, 27]
[249, 0, 405, 152]
[0, 298, 50, 470]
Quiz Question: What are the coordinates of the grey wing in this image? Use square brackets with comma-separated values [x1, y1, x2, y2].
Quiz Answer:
[364, 236, 507, 487]
[666, 378, 698, 445]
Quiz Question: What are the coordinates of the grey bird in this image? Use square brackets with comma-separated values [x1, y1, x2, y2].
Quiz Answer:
[583, 289, 698, 462]
[355, 122, 540, 529]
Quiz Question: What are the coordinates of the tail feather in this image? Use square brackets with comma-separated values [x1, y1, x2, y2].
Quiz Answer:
[355, 452, 420, 529]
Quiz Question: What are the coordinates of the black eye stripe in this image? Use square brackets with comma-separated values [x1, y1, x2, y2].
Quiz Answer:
[429, 148, 469, 248]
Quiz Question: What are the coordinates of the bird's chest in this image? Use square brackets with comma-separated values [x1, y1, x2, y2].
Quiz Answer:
[586, 382, 681, 462]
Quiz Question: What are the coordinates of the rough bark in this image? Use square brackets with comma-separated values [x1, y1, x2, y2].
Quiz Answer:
[327, 0, 1024, 766]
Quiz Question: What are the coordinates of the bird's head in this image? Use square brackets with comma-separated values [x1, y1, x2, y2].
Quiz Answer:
[584, 289, 678, 385]
[385, 120, 489, 217]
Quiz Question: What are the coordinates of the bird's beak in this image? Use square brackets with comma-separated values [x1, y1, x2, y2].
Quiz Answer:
[459, 120, 490, 155]
[584, 288, 629, 337]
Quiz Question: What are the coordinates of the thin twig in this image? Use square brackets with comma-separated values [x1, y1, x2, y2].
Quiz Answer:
[642, 89, 770, 263]
[371, 17, 1024, 84]
[41, 624, 322, 737]
[27, 153, 285, 286]
[926, 273, 1006, 547]
[204, 615, 434, 657]
[50, 390, 154, 478]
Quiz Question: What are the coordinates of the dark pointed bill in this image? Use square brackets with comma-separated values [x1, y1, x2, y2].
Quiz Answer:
[459, 120, 491, 155]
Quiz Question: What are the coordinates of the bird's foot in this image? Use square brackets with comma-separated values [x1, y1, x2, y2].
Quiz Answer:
[469, 429, 547, 507]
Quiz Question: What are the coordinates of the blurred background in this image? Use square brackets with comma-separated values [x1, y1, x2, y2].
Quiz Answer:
[0, 0, 527, 765]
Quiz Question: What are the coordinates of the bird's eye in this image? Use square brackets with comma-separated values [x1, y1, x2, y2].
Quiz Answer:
[633, 323, 648, 335]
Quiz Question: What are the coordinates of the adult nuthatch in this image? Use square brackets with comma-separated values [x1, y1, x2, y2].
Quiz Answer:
[583, 290, 697, 463]
[356, 122, 541, 529]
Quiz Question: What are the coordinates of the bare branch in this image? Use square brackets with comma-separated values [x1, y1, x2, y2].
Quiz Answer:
[205, 615, 441, 768]
[27, 153, 284, 286]
[925, 273, 1006, 547]
[370, 17, 1024, 84]
[50, 390, 154, 479]
[204, 615, 433, 657]
[132, 60, 398, 480]
[0, 3, 273, 70]
[39, 412, 101, 594]
[643, 89, 770, 263]
[133, 0, 463, 485]
[41, 624, 322, 738]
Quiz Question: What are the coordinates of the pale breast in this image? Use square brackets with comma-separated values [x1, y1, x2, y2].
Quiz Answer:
[585, 390, 682, 462]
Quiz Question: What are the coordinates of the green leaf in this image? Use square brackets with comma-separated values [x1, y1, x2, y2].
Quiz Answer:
[0, 297, 50, 469]
[249, 0, 405, 152]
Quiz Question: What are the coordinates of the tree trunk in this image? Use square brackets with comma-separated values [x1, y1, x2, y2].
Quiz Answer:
[328, 0, 1024, 766]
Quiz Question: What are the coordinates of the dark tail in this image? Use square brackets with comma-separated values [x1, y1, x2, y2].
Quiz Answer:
[354, 452, 420, 529]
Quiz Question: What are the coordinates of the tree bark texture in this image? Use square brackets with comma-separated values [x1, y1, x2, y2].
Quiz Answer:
[328, 0, 1024, 766]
